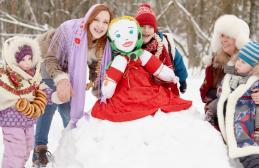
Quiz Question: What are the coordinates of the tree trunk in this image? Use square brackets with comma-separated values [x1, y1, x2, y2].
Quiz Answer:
[186, 0, 200, 67]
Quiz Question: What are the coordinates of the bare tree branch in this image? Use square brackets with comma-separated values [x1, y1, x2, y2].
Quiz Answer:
[157, 1, 174, 21]
[173, 0, 210, 43]
[173, 37, 189, 58]
[25, 0, 39, 25]
[50, 9, 70, 17]
[157, 0, 189, 58]
[71, 0, 89, 17]
[0, 11, 17, 22]
[50, 0, 55, 7]
[0, 18, 48, 31]
[0, 16, 5, 45]
[0, 33, 39, 37]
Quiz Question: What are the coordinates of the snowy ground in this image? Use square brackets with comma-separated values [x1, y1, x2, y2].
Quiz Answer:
[0, 69, 243, 168]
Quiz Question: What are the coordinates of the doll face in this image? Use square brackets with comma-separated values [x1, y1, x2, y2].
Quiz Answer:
[89, 10, 110, 40]
[109, 19, 138, 52]
[17, 55, 33, 71]
[220, 34, 237, 56]
[141, 25, 155, 44]
[235, 58, 253, 74]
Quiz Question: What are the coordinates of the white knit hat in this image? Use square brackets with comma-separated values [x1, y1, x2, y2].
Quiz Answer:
[211, 14, 250, 53]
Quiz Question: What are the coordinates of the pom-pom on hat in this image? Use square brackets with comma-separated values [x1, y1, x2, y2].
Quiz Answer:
[238, 41, 259, 67]
[135, 3, 157, 32]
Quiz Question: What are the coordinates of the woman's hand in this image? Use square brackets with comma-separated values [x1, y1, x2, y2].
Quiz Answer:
[252, 88, 259, 104]
[56, 79, 73, 102]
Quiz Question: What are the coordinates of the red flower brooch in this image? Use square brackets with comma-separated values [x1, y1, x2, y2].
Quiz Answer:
[74, 38, 80, 44]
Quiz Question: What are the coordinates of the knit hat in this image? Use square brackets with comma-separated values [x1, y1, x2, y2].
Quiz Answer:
[238, 41, 259, 67]
[15, 45, 33, 63]
[2, 36, 41, 70]
[135, 3, 157, 32]
[211, 15, 250, 53]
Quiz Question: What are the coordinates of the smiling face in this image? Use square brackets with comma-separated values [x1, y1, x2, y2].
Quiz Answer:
[141, 25, 155, 44]
[220, 34, 237, 56]
[89, 10, 110, 40]
[109, 19, 138, 53]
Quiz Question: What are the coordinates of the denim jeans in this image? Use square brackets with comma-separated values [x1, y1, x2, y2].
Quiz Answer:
[34, 79, 70, 146]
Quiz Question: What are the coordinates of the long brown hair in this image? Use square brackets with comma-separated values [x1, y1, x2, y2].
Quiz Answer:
[211, 49, 238, 87]
[213, 51, 231, 68]
[85, 4, 113, 56]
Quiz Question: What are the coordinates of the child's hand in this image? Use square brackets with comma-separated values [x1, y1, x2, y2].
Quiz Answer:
[51, 91, 64, 104]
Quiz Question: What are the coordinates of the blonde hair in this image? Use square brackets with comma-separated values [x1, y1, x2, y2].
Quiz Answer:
[213, 49, 238, 68]
[109, 16, 136, 28]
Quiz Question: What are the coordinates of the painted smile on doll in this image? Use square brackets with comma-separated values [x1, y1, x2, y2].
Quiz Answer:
[123, 41, 134, 47]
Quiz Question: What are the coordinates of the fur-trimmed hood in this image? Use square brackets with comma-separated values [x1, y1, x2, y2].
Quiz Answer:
[217, 73, 259, 158]
[211, 15, 250, 54]
[2, 36, 42, 81]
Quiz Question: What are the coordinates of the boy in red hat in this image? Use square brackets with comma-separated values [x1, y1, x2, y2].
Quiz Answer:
[135, 3, 188, 96]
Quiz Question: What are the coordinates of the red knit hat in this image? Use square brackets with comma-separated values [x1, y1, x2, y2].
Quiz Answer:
[135, 3, 157, 32]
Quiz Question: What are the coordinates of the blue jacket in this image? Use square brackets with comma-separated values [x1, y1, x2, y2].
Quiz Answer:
[158, 31, 188, 82]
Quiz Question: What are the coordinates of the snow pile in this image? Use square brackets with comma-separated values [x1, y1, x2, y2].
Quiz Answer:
[49, 106, 241, 168]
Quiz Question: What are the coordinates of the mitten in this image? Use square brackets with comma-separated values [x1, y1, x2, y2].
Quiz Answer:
[155, 65, 179, 83]
[101, 78, 117, 99]
[102, 55, 127, 99]
[180, 81, 187, 93]
[140, 50, 178, 83]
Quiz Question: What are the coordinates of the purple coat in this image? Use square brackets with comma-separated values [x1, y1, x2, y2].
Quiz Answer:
[49, 4, 112, 125]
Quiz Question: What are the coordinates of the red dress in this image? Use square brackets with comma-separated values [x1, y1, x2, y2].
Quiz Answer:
[92, 59, 192, 122]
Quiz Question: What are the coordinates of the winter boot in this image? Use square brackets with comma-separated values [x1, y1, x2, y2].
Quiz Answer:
[32, 145, 53, 167]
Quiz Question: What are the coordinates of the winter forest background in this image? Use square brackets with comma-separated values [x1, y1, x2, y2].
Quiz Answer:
[0, 0, 259, 68]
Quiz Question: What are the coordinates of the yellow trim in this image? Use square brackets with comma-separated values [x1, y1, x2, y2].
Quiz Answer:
[109, 16, 138, 28]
